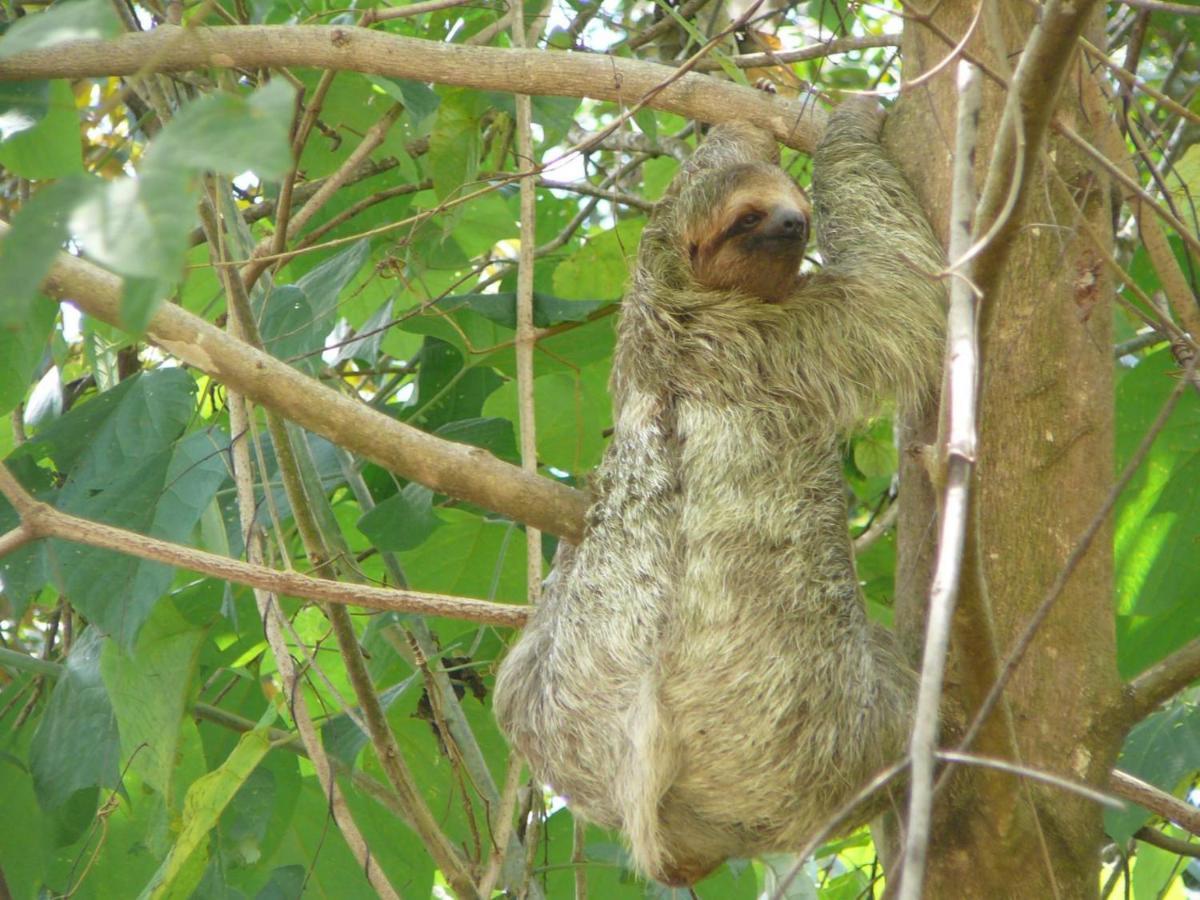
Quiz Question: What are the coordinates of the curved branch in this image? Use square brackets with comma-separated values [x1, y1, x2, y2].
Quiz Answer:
[1125, 637, 1200, 724]
[1111, 769, 1200, 837]
[0, 25, 826, 152]
[0, 462, 528, 627]
[0, 221, 590, 542]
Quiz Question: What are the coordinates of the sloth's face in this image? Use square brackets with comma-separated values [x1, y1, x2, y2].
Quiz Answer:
[685, 168, 810, 303]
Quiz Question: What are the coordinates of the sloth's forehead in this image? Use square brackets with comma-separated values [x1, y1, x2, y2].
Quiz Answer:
[683, 164, 809, 214]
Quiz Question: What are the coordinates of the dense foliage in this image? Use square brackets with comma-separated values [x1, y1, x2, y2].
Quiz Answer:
[0, 0, 1199, 897]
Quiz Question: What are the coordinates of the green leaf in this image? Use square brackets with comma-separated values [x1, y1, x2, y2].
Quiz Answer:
[0, 299, 55, 415]
[5, 371, 228, 647]
[452, 190, 514, 257]
[0, 79, 48, 141]
[0, 176, 90, 326]
[427, 291, 610, 330]
[137, 723, 273, 900]
[642, 156, 679, 202]
[852, 421, 897, 479]
[321, 677, 416, 765]
[1130, 839, 1182, 898]
[429, 88, 480, 201]
[0, 80, 83, 178]
[70, 166, 196, 281]
[483, 360, 612, 474]
[1114, 350, 1200, 677]
[398, 508, 526, 601]
[0, 0, 120, 60]
[100, 601, 209, 821]
[294, 239, 369, 318]
[371, 77, 440, 122]
[552, 219, 643, 299]
[258, 240, 369, 372]
[806, 0, 852, 33]
[407, 337, 503, 430]
[633, 106, 658, 141]
[144, 80, 296, 181]
[29, 628, 122, 813]
[358, 483, 444, 551]
[434, 416, 519, 463]
[531, 94, 578, 146]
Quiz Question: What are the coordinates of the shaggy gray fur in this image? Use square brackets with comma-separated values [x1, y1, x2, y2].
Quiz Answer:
[494, 99, 946, 885]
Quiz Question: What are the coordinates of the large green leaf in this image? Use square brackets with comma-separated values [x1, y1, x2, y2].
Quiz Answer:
[429, 87, 481, 201]
[258, 241, 369, 372]
[406, 336, 504, 430]
[101, 601, 209, 830]
[552, 219, 643, 300]
[0, 80, 83, 178]
[483, 359, 612, 474]
[1114, 350, 1200, 677]
[137, 721, 273, 899]
[0, 176, 91, 326]
[4, 371, 228, 647]
[0, 299, 55, 414]
[28, 628, 122, 815]
[143, 80, 295, 180]
[0, 0, 119, 60]
[398, 508, 526, 602]
[358, 483, 444, 551]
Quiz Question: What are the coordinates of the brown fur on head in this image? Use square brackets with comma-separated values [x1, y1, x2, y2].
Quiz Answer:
[681, 163, 810, 303]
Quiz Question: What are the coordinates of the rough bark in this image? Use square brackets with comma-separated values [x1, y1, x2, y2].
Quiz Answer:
[891, 4, 1122, 897]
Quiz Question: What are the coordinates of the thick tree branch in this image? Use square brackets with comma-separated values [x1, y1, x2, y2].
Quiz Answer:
[0, 462, 528, 627]
[1, 221, 590, 541]
[0, 25, 826, 152]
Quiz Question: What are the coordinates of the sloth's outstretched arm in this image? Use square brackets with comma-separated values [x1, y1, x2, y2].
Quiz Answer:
[776, 99, 946, 427]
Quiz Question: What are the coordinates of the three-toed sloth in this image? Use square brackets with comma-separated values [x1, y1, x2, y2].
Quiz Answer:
[494, 97, 946, 886]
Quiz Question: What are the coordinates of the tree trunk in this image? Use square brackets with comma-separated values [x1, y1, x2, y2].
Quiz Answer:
[891, 4, 1123, 897]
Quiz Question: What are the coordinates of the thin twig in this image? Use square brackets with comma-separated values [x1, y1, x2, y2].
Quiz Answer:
[936, 751, 1121, 809]
[242, 102, 404, 288]
[223, 348, 400, 896]
[1134, 826, 1200, 858]
[512, 0, 542, 607]
[360, 0, 478, 25]
[692, 33, 899, 71]
[899, 59, 982, 900]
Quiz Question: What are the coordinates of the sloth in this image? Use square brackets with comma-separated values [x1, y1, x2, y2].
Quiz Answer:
[494, 97, 946, 886]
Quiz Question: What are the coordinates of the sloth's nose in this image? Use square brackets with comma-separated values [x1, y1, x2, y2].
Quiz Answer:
[765, 208, 808, 242]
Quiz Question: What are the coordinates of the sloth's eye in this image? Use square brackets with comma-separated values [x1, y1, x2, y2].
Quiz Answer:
[739, 212, 762, 228]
